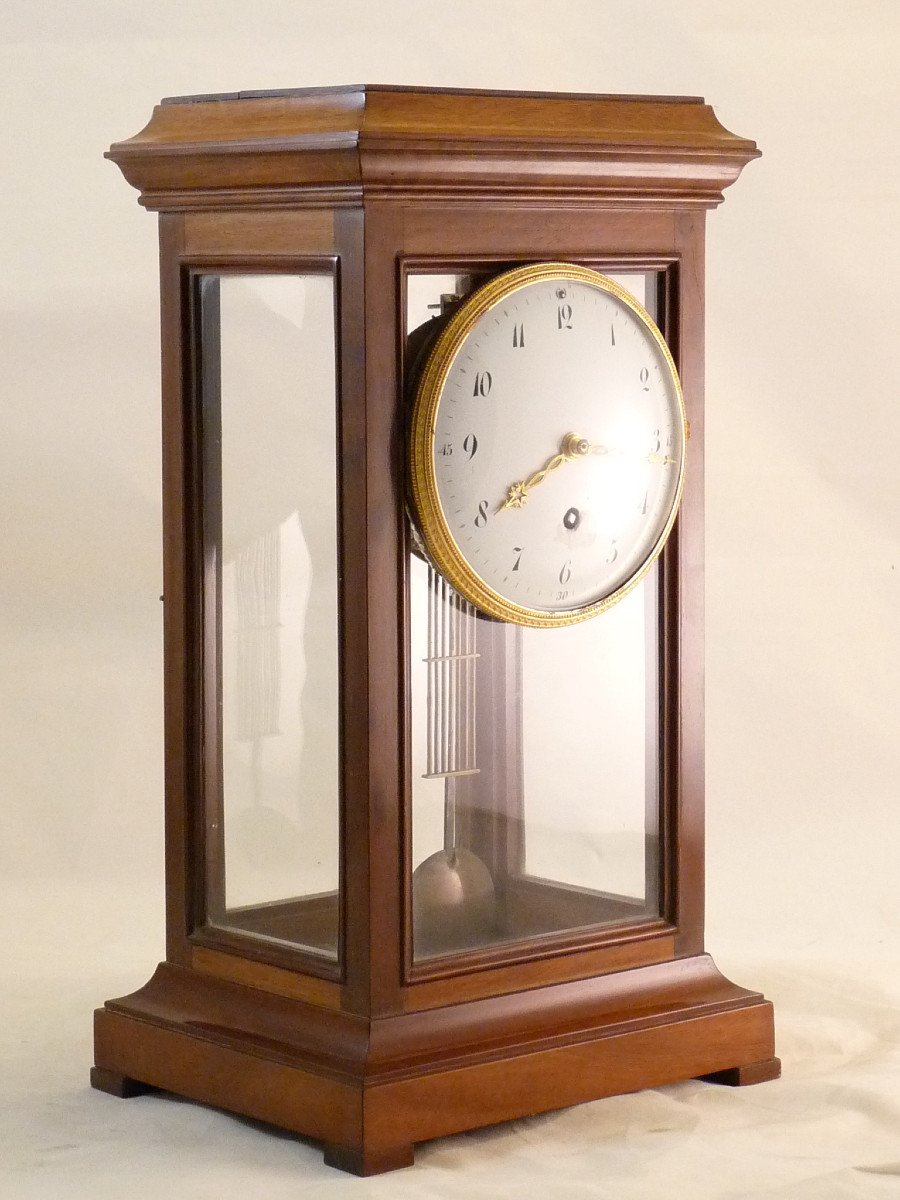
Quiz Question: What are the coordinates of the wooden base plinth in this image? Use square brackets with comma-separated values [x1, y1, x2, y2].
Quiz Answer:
[92, 955, 778, 1175]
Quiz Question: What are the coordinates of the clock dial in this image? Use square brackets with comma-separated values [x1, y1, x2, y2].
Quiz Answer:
[410, 263, 685, 626]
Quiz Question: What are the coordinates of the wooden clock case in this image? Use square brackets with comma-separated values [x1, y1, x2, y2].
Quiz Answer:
[92, 85, 778, 1176]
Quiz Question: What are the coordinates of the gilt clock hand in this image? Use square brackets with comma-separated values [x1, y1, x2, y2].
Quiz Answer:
[497, 433, 608, 512]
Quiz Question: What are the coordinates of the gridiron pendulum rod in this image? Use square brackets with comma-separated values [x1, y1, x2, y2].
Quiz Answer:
[426, 561, 434, 778]
[467, 596, 476, 771]
[451, 585, 459, 773]
[422, 567, 480, 780]
[440, 575, 448, 774]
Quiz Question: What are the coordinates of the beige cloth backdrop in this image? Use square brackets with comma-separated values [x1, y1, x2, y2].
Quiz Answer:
[1, 2, 898, 1196]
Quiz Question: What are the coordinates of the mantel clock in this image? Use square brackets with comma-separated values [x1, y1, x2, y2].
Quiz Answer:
[92, 85, 778, 1176]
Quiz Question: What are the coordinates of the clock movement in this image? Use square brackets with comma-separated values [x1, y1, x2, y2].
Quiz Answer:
[93, 85, 778, 1176]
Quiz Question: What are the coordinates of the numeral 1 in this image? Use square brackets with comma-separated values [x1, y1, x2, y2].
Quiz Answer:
[512, 323, 525, 348]
[557, 304, 573, 330]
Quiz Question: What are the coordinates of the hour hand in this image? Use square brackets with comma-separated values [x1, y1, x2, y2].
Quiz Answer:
[497, 433, 605, 513]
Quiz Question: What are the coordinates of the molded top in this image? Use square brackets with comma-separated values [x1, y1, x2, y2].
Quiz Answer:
[107, 84, 759, 211]
[161, 84, 706, 106]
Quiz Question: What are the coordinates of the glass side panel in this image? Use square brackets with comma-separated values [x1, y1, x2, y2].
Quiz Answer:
[200, 272, 340, 962]
[407, 268, 663, 961]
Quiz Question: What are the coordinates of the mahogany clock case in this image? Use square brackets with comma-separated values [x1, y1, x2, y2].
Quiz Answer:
[92, 85, 778, 1176]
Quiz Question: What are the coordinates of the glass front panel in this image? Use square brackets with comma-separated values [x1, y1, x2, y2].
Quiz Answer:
[408, 268, 663, 962]
[200, 272, 340, 961]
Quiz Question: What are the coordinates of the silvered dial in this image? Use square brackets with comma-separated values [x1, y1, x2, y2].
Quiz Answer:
[410, 263, 685, 627]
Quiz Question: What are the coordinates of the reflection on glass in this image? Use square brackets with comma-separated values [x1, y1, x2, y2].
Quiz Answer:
[408, 270, 662, 961]
[201, 273, 340, 961]
[522, 592, 655, 898]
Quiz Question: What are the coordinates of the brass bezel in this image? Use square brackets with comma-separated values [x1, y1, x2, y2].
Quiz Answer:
[409, 262, 686, 628]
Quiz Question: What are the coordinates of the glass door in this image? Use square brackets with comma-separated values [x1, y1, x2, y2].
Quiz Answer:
[406, 268, 666, 964]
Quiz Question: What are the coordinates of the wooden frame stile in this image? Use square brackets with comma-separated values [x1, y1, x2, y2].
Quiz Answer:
[332, 205, 371, 1017]
[670, 212, 707, 956]
[93, 88, 779, 1176]
[357, 200, 408, 1022]
[159, 212, 196, 969]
